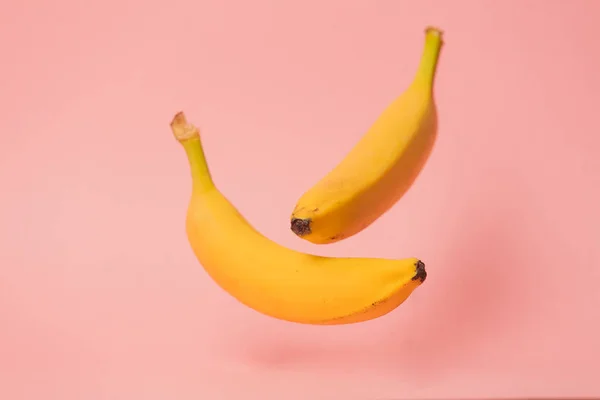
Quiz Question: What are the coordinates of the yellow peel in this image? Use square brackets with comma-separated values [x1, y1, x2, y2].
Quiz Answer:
[171, 112, 427, 325]
[290, 27, 444, 244]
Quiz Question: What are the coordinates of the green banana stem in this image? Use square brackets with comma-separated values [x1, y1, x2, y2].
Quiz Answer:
[170, 112, 215, 193]
[414, 26, 444, 90]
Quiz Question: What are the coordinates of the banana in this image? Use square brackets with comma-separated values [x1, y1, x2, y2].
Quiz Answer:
[170, 112, 427, 325]
[290, 27, 444, 244]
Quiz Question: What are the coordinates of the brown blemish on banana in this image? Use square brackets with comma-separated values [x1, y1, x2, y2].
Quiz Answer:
[316, 296, 394, 325]
[412, 260, 427, 283]
[328, 233, 344, 241]
[315, 260, 427, 324]
[290, 218, 311, 236]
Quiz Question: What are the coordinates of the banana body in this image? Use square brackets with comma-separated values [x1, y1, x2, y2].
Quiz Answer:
[290, 27, 444, 244]
[171, 112, 426, 325]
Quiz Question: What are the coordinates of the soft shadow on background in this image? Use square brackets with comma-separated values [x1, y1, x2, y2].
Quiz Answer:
[380, 203, 532, 383]
[2, 0, 599, 398]
[238, 174, 534, 385]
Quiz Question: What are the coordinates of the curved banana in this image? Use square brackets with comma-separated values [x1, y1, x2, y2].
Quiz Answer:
[290, 27, 444, 244]
[170, 112, 427, 325]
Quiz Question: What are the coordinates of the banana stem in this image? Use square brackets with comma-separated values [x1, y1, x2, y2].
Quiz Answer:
[414, 26, 444, 90]
[170, 112, 215, 193]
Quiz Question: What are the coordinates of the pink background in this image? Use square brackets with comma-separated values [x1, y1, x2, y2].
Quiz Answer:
[1, 0, 599, 399]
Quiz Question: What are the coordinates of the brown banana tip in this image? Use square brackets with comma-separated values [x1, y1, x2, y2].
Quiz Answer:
[412, 260, 427, 283]
[425, 26, 444, 37]
[290, 218, 312, 236]
[170, 111, 200, 142]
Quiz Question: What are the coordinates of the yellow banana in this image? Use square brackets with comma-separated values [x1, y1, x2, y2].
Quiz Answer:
[290, 27, 444, 244]
[170, 112, 427, 325]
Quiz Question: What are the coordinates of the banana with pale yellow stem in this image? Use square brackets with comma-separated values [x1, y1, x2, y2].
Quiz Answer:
[170, 112, 427, 325]
[290, 27, 444, 244]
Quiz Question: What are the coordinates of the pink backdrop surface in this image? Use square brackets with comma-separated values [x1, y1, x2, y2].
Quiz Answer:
[1, 0, 599, 399]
